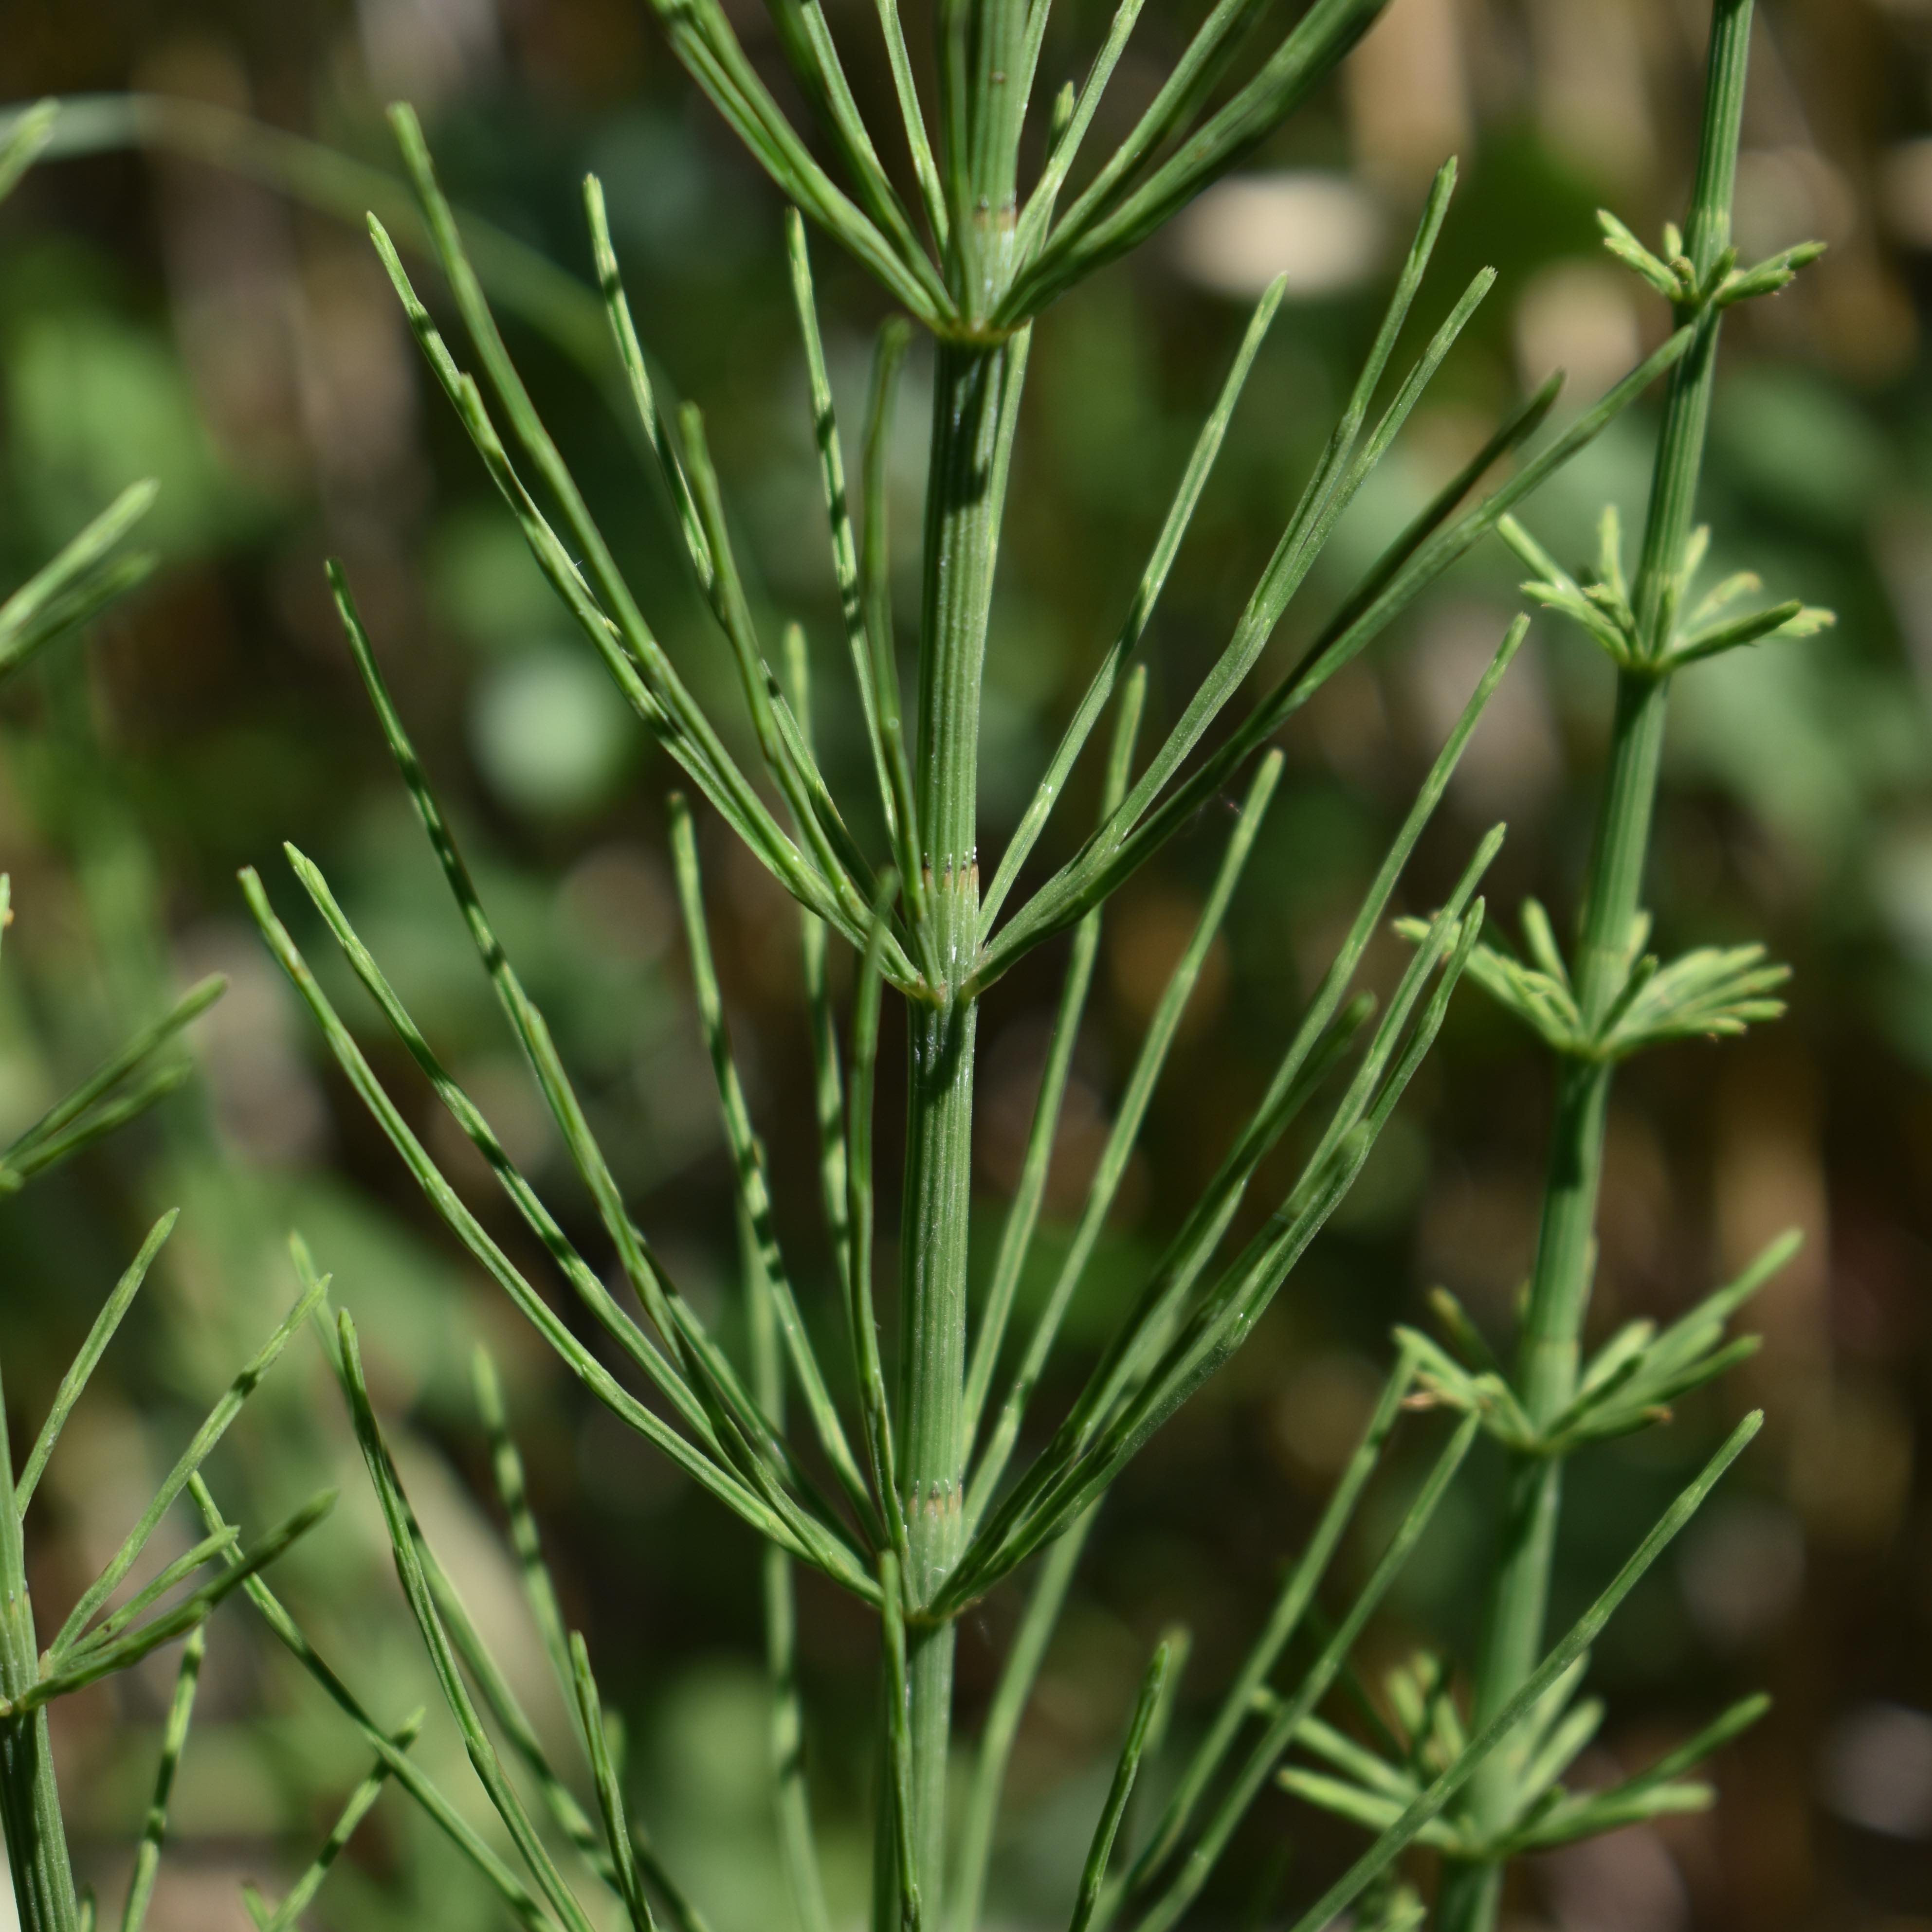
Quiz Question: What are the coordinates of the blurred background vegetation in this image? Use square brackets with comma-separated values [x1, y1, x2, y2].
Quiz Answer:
[0, 0, 1927, 1927]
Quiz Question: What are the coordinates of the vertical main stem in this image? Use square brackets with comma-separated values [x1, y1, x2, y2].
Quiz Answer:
[1438, 7, 1753, 1929]
[0, 1359, 79, 1932]
[894, 338, 1020, 1923]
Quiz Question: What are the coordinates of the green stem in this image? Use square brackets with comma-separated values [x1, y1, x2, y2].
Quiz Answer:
[0, 1358, 80, 1932]
[893, 336, 1022, 1923]
[1439, 7, 1752, 1927]
[961, 0, 1026, 321]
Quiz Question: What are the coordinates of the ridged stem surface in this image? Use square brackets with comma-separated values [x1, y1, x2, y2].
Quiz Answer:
[894, 335, 1019, 1921]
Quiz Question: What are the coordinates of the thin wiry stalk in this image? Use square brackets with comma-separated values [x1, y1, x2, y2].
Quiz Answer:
[761, 0, 932, 283]
[328, 572, 819, 1499]
[485, 1355, 721, 1932]
[118, 1628, 203, 1932]
[584, 175, 715, 590]
[25, 1494, 333, 1713]
[791, 642, 859, 1318]
[283, 840, 727, 1454]
[991, 161, 1475, 944]
[16, 1211, 175, 1512]
[245, 868, 874, 1591]
[975, 344, 1649, 988]
[242, 1710, 426, 1932]
[949, 815, 1506, 1610]
[189, 1477, 563, 1932]
[0, 481, 156, 685]
[1013, 0, 1147, 256]
[1071, 1638, 1175, 1932]
[52, 1271, 328, 1654]
[968, 746, 1283, 1514]
[872, 0, 948, 252]
[948, 1511, 1095, 1932]
[368, 159, 919, 977]
[1422, 7, 1823, 1924]
[675, 403, 890, 934]
[788, 215, 904, 860]
[879, 1552, 922, 1931]
[859, 321, 929, 932]
[977, 281, 1281, 937]
[1132, 1414, 1481, 1932]
[336, 1312, 604, 1932]
[570, 1636, 656, 1932]
[961, 669, 1145, 1451]
[849, 884, 912, 1575]
[750, 1197, 837, 1932]
[0, 980, 222, 1195]
[1124, 1346, 1423, 1892]
[669, 796, 885, 1542]
[999, 0, 1390, 319]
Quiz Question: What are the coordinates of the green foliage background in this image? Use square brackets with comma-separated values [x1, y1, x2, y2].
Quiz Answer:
[0, 1, 1925, 1927]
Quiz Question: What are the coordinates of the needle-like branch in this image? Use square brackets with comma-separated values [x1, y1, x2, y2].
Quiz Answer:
[670, 795, 885, 1545]
[963, 668, 1145, 1452]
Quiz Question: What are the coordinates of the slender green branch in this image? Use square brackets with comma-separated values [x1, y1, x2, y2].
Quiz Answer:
[17, 1212, 176, 1513]
[872, 0, 949, 252]
[963, 668, 1145, 1451]
[189, 1478, 565, 1932]
[1072, 1638, 1175, 1932]
[328, 572, 811, 1496]
[569, 1637, 656, 1932]
[244, 869, 876, 1596]
[787, 216, 903, 865]
[980, 332, 1690, 989]
[861, 320, 929, 935]
[669, 795, 884, 1542]
[978, 280, 1282, 937]
[751, 1200, 836, 1932]
[1293, 1418, 1761, 1932]
[1132, 1414, 1480, 1932]
[0, 980, 223, 1194]
[949, 1513, 1096, 1932]
[1126, 1347, 1421, 1890]
[119, 1629, 203, 1932]
[338, 1311, 602, 1932]
[52, 1270, 328, 1655]
[967, 747, 1282, 1517]
[242, 1710, 425, 1932]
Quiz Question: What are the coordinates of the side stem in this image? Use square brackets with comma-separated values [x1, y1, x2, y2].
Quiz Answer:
[894, 337, 1021, 1923]
[1437, 7, 1752, 1927]
[0, 1357, 80, 1932]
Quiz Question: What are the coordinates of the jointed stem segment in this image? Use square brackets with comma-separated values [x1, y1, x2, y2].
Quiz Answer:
[894, 329, 1022, 1915]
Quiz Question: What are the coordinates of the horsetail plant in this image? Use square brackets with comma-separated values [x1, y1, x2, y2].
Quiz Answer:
[220, 0, 1792, 1926]
[1280, 3, 1825, 1926]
